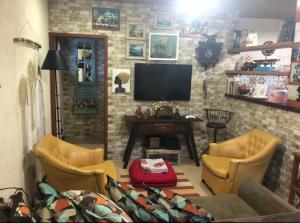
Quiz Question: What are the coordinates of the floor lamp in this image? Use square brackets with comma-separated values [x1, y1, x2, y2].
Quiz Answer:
[42, 50, 68, 138]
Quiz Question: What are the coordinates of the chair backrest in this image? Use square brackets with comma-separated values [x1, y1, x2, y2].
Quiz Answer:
[244, 129, 281, 158]
[205, 109, 233, 125]
[33, 135, 102, 193]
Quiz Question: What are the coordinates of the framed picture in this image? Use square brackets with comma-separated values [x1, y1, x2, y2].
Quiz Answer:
[127, 41, 146, 60]
[149, 33, 179, 60]
[112, 68, 130, 93]
[127, 23, 145, 39]
[290, 62, 300, 84]
[154, 13, 175, 29]
[92, 7, 120, 30]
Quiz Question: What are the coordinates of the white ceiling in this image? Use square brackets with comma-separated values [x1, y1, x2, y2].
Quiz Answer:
[219, 0, 297, 19]
[107, 0, 297, 19]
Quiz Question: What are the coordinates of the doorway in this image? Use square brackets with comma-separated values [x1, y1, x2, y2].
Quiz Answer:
[49, 33, 108, 159]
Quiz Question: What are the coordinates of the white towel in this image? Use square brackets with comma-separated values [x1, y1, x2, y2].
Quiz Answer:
[141, 159, 168, 173]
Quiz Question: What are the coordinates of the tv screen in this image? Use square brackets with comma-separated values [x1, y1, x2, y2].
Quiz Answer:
[134, 63, 192, 101]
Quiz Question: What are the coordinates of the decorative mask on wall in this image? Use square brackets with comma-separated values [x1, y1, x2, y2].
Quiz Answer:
[196, 34, 223, 70]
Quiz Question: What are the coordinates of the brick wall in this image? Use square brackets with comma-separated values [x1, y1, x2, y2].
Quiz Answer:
[48, 0, 237, 159]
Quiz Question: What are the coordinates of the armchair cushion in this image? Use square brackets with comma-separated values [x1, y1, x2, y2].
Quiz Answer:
[202, 155, 230, 179]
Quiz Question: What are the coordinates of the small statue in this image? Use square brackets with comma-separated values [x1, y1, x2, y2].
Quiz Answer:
[142, 108, 151, 120]
[174, 108, 180, 119]
[135, 106, 143, 119]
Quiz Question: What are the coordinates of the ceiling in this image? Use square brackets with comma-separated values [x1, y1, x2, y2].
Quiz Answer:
[106, 0, 297, 19]
[220, 0, 297, 19]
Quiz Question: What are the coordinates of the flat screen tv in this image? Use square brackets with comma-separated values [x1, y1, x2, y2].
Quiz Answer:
[134, 63, 192, 101]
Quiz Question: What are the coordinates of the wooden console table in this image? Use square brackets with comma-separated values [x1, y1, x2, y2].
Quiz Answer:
[122, 115, 202, 169]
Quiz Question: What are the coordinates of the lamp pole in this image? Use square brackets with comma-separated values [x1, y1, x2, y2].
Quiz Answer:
[41, 50, 68, 138]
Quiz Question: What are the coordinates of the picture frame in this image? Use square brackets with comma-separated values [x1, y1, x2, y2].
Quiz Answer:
[92, 7, 120, 30]
[112, 68, 130, 93]
[149, 33, 179, 60]
[127, 23, 145, 39]
[154, 13, 175, 29]
[127, 41, 146, 60]
[290, 62, 300, 84]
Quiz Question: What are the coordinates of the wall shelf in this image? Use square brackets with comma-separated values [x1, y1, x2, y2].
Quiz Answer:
[289, 82, 300, 86]
[225, 70, 290, 76]
[227, 41, 293, 54]
[225, 94, 300, 113]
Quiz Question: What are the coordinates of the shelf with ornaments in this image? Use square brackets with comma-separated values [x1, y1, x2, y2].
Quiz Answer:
[228, 41, 293, 54]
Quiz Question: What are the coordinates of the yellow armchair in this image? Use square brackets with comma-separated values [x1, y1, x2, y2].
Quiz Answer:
[33, 134, 117, 195]
[201, 129, 281, 195]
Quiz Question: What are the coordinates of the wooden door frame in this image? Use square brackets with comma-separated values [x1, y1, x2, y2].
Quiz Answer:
[48, 32, 108, 159]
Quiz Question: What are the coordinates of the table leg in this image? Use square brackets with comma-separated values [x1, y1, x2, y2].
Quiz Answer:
[123, 127, 137, 169]
[189, 131, 200, 166]
[288, 158, 300, 205]
[184, 133, 194, 160]
[123, 125, 135, 162]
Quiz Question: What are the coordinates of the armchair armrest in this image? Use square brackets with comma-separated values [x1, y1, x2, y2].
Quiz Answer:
[228, 149, 278, 193]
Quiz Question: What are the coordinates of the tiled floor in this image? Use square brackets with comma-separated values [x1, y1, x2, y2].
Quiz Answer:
[114, 158, 212, 197]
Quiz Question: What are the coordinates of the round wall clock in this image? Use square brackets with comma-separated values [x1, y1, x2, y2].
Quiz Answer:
[261, 41, 275, 57]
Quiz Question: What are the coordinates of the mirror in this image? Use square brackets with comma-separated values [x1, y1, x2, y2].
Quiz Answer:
[73, 39, 95, 84]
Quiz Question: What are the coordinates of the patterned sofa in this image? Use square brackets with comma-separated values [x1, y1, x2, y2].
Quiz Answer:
[0, 178, 298, 222]
[190, 178, 299, 222]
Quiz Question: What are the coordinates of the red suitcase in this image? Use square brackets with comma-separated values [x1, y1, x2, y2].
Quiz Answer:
[129, 159, 177, 188]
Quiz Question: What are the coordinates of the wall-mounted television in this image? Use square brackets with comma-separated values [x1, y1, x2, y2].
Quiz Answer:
[134, 63, 192, 101]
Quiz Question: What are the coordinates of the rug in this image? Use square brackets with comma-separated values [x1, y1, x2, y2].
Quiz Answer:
[119, 172, 201, 198]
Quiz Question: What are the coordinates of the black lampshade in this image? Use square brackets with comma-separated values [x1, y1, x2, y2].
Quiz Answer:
[41, 50, 68, 70]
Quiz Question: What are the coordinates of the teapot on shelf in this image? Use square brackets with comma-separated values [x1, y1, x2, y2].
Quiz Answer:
[237, 84, 251, 95]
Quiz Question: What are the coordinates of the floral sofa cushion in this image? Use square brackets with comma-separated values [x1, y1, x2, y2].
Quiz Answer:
[38, 183, 84, 222]
[63, 190, 133, 222]
[146, 186, 214, 223]
[106, 175, 171, 222]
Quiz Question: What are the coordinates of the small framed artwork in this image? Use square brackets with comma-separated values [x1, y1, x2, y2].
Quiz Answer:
[149, 33, 179, 60]
[112, 68, 130, 93]
[154, 13, 175, 29]
[92, 7, 120, 30]
[290, 62, 300, 84]
[127, 23, 145, 39]
[127, 41, 146, 60]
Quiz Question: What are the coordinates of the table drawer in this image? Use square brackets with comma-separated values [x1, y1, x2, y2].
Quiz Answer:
[136, 123, 188, 134]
